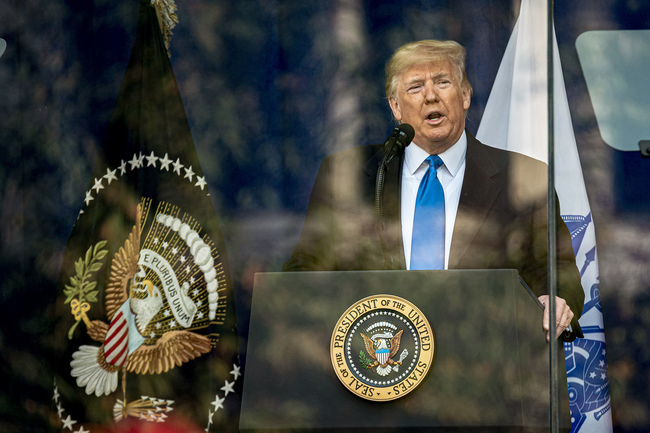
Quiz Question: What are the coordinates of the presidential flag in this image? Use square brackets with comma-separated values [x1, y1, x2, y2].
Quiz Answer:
[476, 0, 612, 431]
[53, 1, 240, 431]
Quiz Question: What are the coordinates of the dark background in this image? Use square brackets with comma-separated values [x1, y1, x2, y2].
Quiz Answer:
[1, 0, 649, 431]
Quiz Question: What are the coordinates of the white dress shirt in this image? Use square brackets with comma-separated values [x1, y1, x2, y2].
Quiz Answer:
[401, 131, 467, 270]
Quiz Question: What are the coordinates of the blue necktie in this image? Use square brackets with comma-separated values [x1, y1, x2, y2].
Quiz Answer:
[411, 155, 445, 270]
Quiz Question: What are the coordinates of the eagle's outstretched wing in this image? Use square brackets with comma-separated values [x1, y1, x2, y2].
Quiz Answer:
[389, 329, 404, 358]
[106, 204, 143, 319]
[360, 332, 377, 359]
[126, 330, 212, 375]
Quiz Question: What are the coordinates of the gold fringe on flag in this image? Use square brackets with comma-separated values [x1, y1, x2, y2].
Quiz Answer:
[151, 0, 179, 57]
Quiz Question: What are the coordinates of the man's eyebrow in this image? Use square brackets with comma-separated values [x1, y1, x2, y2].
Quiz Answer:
[403, 75, 424, 86]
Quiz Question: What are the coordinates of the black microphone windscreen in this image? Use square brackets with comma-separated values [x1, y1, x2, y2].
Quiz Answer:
[397, 123, 415, 143]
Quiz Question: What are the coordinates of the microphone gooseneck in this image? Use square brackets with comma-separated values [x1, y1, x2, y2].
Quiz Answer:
[375, 124, 414, 269]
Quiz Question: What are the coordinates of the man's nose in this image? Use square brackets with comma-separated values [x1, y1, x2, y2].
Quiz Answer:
[424, 82, 438, 103]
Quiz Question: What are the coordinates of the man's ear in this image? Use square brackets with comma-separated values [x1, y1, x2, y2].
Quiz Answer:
[462, 88, 471, 111]
[388, 97, 402, 121]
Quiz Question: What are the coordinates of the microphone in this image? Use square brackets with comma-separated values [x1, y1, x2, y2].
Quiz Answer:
[376, 123, 414, 269]
[384, 123, 414, 164]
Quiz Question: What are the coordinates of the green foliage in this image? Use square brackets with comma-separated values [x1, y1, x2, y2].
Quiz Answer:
[63, 240, 108, 305]
[359, 350, 373, 369]
[63, 240, 108, 339]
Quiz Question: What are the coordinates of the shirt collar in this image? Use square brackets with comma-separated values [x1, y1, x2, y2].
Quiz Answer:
[404, 130, 467, 177]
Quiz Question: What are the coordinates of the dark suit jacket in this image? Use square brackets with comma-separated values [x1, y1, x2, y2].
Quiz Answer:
[283, 131, 584, 329]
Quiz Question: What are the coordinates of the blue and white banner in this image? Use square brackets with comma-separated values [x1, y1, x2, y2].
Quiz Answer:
[476, 0, 612, 431]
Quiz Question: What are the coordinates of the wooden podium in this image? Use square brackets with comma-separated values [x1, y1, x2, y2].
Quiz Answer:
[240, 270, 569, 432]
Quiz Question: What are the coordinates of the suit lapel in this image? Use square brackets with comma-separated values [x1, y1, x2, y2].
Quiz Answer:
[449, 133, 502, 269]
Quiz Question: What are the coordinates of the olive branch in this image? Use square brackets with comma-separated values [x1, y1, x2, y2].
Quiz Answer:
[63, 240, 108, 339]
[359, 350, 373, 369]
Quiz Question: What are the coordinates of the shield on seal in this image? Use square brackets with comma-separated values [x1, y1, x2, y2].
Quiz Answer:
[376, 347, 389, 366]
[103, 310, 130, 367]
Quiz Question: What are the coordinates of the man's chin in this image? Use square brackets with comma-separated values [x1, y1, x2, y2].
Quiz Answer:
[417, 136, 457, 154]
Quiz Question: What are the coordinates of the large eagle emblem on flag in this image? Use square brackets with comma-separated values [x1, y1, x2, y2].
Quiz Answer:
[63, 199, 226, 421]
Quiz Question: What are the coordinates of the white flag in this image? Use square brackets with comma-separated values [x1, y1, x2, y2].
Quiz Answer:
[476, 0, 612, 431]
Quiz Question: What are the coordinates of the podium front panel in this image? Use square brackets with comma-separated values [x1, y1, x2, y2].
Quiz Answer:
[240, 270, 563, 432]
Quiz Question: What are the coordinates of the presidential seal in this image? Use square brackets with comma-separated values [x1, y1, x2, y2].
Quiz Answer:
[330, 294, 435, 401]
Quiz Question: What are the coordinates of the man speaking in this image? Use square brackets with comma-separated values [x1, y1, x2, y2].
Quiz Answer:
[283, 39, 584, 342]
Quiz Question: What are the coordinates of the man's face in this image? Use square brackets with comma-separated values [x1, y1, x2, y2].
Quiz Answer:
[389, 60, 470, 155]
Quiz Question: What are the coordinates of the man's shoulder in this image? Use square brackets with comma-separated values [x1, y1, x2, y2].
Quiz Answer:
[472, 134, 543, 158]
[468, 133, 548, 171]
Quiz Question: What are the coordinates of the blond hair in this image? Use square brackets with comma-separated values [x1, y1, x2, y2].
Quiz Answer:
[385, 40, 473, 100]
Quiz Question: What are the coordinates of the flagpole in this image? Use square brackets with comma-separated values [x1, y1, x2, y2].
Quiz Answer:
[547, 0, 560, 432]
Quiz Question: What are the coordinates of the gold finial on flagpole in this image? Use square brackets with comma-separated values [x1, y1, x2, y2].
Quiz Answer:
[151, 0, 179, 57]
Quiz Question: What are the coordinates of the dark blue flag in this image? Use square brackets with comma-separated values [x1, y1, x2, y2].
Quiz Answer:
[53, 1, 240, 431]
